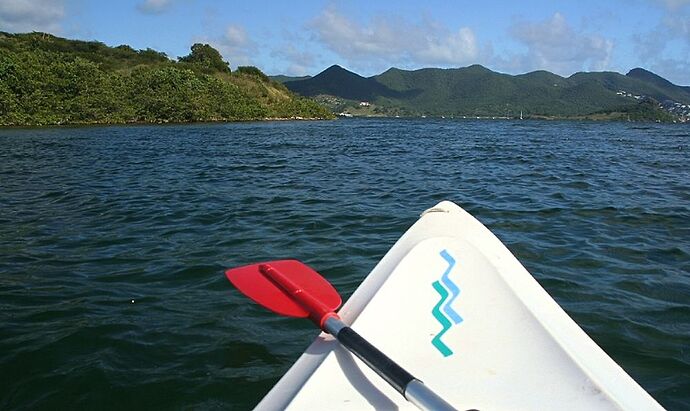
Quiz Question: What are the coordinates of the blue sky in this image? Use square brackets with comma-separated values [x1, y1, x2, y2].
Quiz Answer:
[1, 0, 689, 85]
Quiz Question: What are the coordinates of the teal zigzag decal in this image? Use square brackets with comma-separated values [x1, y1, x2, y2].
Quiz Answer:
[440, 250, 462, 324]
[431, 280, 453, 357]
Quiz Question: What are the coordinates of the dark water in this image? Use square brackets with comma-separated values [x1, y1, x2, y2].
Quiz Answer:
[1, 119, 688, 410]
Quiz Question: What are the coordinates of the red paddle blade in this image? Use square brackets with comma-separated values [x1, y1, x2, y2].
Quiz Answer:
[225, 259, 342, 321]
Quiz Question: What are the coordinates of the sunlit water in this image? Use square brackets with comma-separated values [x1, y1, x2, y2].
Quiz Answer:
[1, 119, 688, 409]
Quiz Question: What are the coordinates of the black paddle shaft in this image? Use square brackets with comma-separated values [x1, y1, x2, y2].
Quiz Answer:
[336, 326, 416, 394]
[322, 317, 458, 410]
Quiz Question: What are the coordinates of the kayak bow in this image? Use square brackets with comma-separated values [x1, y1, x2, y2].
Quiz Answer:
[227, 201, 664, 410]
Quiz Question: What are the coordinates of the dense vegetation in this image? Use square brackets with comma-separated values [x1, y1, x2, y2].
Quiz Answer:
[588, 97, 677, 122]
[285, 65, 690, 121]
[0, 32, 332, 126]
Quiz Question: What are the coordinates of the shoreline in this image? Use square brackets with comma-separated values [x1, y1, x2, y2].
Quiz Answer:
[1, 114, 686, 130]
[0, 116, 335, 129]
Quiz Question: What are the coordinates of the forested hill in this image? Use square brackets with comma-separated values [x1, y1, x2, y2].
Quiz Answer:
[284, 64, 690, 121]
[0, 32, 333, 126]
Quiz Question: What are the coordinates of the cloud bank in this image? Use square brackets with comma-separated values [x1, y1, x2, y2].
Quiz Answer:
[0, 0, 65, 33]
[635, 1, 690, 84]
[501, 13, 613, 75]
[281, 8, 617, 79]
[308, 8, 480, 72]
[209, 24, 257, 68]
[130, 2, 688, 85]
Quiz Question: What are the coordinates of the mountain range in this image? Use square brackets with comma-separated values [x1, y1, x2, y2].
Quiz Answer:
[277, 65, 690, 121]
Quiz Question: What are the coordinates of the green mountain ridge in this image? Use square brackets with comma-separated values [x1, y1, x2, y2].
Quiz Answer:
[626, 68, 690, 94]
[0, 32, 333, 126]
[284, 64, 690, 121]
[285, 65, 407, 101]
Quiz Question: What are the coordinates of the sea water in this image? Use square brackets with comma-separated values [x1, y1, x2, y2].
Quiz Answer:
[1, 119, 688, 409]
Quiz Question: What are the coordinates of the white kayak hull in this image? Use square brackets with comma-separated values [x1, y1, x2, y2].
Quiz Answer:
[255, 201, 663, 410]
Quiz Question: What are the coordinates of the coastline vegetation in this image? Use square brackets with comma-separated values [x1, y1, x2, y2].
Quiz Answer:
[0, 32, 333, 127]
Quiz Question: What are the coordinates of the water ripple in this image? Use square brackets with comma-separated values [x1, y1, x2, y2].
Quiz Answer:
[0, 119, 688, 410]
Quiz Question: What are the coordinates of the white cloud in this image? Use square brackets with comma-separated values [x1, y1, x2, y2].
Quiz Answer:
[270, 44, 317, 76]
[210, 24, 257, 68]
[137, 0, 173, 15]
[634, 2, 690, 84]
[0, 0, 65, 33]
[504, 12, 613, 75]
[416, 27, 478, 64]
[224, 25, 248, 47]
[309, 7, 479, 72]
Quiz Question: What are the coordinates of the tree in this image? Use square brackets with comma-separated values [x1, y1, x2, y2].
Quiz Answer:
[236, 66, 269, 82]
[178, 43, 230, 73]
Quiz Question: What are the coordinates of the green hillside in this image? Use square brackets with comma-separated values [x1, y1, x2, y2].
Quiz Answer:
[626, 68, 690, 96]
[285, 65, 403, 101]
[284, 64, 690, 121]
[0, 32, 332, 126]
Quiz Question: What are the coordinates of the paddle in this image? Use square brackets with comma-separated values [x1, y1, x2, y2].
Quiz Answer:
[226, 259, 458, 411]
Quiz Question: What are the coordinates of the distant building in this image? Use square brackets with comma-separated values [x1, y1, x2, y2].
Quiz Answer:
[359, 101, 371, 107]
